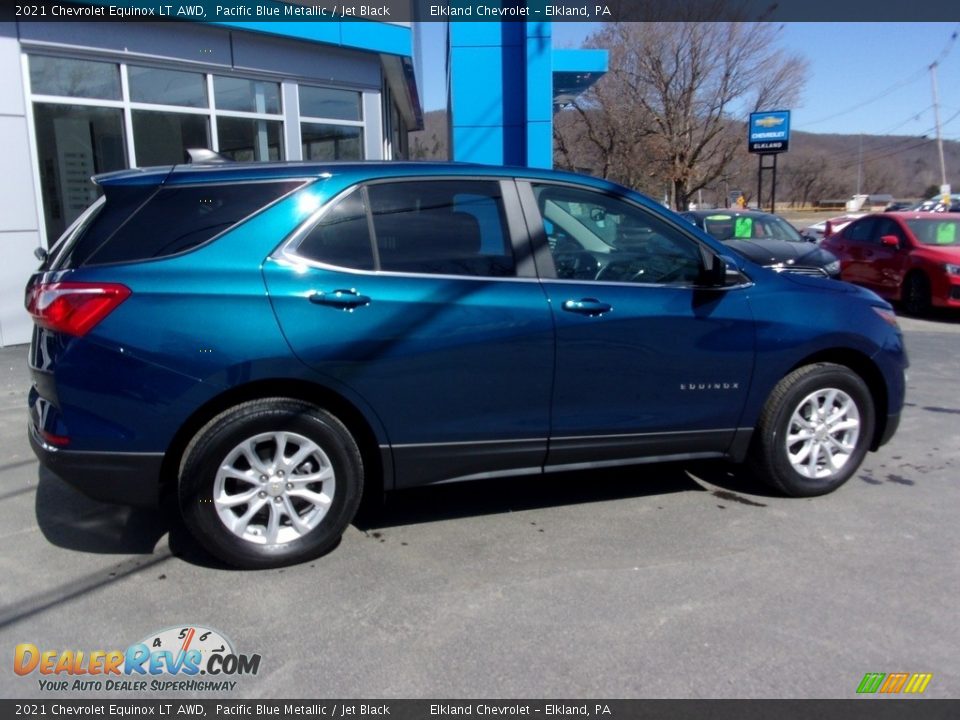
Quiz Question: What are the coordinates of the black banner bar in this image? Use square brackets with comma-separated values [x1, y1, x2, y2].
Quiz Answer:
[2, 700, 959, 720]
[2, 0, 960, 23]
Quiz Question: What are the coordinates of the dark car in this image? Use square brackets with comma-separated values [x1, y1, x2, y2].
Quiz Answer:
[26, 161, 906, 569]
[681, 209, 841, 278]
[820, 212, 960, 314]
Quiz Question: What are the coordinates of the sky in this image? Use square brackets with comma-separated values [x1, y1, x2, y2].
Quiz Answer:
[416, 22, 960, 140]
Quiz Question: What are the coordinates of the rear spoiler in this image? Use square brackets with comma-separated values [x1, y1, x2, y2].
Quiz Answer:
[185, 148, 232, 164]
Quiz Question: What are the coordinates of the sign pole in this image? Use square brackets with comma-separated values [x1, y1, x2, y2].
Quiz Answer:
[757, 155, 762, 210]
[771, 154, 777, 213]
[748, 110, 791, 214]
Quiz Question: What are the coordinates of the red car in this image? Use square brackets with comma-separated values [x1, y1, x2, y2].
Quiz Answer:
[821, 213, 960, 314]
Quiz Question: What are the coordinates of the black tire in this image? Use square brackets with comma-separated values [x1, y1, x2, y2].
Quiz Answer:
[901, 271, 931, 316]
[748, 363, 875, 497]
[179, 398, 363, 569]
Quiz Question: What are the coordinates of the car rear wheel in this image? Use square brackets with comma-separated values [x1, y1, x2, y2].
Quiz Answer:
[748, 363, 875, 497]
[902, 271, 931, 316]
[179, 398, 363, 569]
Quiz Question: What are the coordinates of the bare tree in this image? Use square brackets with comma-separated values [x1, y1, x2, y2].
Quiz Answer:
[556, 22, 808, 210]
[408, 110, 449, 160]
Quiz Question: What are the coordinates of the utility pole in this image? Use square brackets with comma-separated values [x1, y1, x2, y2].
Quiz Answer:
[930, 61, 948, 189]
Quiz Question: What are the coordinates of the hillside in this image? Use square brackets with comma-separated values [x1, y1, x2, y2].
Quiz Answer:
[780, 130, 960, 205]
[409, 109, 960, 205]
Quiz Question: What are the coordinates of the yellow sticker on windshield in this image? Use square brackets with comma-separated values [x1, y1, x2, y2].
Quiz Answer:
[936, 222, 956, 244]
[734, 217, 753, 238]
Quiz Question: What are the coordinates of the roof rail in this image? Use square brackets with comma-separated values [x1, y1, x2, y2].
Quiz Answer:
[185, 148, 232, 164]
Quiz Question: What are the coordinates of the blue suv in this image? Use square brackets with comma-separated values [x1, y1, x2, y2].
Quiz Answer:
[26, 161, 907, 568]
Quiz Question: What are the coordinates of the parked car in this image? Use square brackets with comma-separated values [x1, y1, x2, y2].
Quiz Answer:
[27, 161, 907, 569]
[800, 214, 866, 243]
[884, 201, 916, 212]
[820, 212, 960, 314]
[681, 209, 841, 278]
[912, 197, 960, 213]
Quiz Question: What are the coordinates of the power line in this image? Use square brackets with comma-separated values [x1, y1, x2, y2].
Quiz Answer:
[821, 138, 931, 167]
[876, 104, 933, 136]
[837, 109, 960, 165]
[796, 100, 960, 166]
[799, 24, 960, 130]
[828, 139, 934, 168]
[801, 68, 928, 128]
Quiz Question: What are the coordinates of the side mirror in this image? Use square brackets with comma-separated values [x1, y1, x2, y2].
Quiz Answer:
[880, 234, 900, 248]
[34, 246, 48, 262]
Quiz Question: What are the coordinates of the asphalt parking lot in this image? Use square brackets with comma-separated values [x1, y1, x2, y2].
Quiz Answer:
[1, 313, 958, 699]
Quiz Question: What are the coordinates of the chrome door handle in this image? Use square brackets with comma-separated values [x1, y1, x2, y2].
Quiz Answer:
[562, 298, 612, 317]
[309, 289, 371, 310]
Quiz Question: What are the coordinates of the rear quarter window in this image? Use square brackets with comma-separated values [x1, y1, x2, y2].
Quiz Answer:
[51, 185, 155, 269]
[61, 180, 302, 267]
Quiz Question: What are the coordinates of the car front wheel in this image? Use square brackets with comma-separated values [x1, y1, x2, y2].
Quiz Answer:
[902, 271, 931, 316]
[179, 399, 363, 569]
[749, 363, 875, 497]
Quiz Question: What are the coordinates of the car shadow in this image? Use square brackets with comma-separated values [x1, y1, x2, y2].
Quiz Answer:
[355, 459, 778, 530]
[35, 467, 170, 555]
[900, 307, 960, 324]
[34, 466, 242, 570]
[35, 458, 779, 569]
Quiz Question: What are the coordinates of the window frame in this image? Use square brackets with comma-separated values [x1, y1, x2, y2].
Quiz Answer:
[298, 84, 365, 162]
[279, 176, 538, 281]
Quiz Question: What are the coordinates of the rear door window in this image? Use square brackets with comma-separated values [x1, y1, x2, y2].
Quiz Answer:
[367, 180, 515, 277]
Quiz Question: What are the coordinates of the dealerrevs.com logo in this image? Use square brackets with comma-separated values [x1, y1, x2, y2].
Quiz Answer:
[14, 626, 261, 693]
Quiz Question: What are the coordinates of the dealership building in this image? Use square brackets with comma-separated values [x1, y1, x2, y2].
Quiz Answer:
[0, 15, 604, 346]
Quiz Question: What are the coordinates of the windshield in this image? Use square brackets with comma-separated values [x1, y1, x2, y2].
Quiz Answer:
[905, 218, 959, 246]
[701, 214, 804, 243]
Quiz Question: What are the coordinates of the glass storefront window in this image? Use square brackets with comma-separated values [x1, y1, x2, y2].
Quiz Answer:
[301, 123, 363, 161]
[299, 86, 361, 122]
[32, 103, 127, 240]
[132, 110, 210, 166]
[214, 76, 281, 114]
[128, 66, 207, 107]
[28, 55, 374, 241]
[217, 117, 284, 162]
[29, 56, 121, 100]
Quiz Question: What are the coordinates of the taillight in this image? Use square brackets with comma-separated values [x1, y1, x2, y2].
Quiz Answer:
[26, 282, 131, 337]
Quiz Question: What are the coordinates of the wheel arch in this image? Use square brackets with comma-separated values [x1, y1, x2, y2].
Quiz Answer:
[160, 379, 390, 502]
[787, 348, 889, 451]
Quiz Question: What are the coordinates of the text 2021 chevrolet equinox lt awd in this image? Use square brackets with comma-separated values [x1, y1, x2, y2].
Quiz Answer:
[26, 161, 907, 568]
